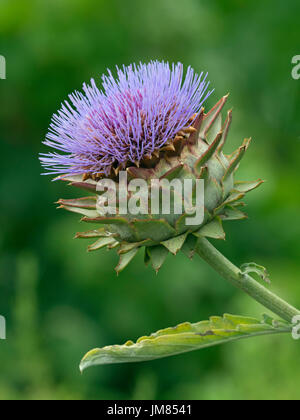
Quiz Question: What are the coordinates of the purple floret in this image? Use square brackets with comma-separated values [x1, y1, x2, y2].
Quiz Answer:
[40, 61, 213, 177]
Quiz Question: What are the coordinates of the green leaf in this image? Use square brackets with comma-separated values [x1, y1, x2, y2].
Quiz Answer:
[199, 95, 228, 142]
[88, 237, 117, 252]
[193, 217, 225, 240]
[127, 166, 155, 180]
[200, 168, 224, 212]
[240, 262, 271, 284]
[59, 205, 99, 218]
[82, 217, 138, 242]
[161, 232, 188, 255]
[219, 205, 248, 221]
[118, 240, 152, 255]
[223, 138, 251, 181]
[175, 213, 193, 234]
[217, 109, 232, 152]
[133, 220, 176, 243]
[159, 164, 184, 181]
[214, 192, 245, 214]
[194, 131, 223, 173]
[115, 248, 139, 274]
[57, 197, 97, 209]
[75, 228, 108, 239]
[80, 314, 291, 371]
[206, 114, 223, 145]
[60, 175, 98, 193]
[147, 245, 169, 273]
[181, 234, 198, 259]
[233, 179, 264, 193]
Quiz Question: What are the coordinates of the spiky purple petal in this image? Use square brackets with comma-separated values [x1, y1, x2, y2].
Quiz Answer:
[40, 61, 213, 176]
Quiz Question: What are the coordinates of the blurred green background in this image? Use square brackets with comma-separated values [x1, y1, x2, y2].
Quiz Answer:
[0, 0, 299, 400]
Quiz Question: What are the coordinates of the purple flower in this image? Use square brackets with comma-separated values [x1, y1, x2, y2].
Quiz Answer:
[40, 61, 213, 177]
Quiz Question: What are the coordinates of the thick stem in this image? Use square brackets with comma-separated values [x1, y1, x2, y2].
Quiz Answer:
[195, 237, 300, 322]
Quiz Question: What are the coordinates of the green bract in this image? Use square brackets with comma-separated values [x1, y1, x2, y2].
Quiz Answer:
[58, 96, 263, 273]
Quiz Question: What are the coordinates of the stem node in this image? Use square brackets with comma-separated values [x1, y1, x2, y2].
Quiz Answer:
[195, 237, 300, 323]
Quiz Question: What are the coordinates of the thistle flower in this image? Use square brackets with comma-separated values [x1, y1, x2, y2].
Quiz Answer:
[42, 61, 263, 274]
[40, 61, 212, 178]
[40, 62, 300, 373]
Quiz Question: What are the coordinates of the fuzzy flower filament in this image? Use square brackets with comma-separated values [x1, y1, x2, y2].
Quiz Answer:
[40, 61, 213, 178]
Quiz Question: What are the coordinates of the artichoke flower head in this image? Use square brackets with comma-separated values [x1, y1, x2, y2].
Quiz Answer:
[41, 61, 262, 273]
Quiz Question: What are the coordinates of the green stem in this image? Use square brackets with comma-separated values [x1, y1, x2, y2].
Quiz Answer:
[195, 237, 300, 322]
